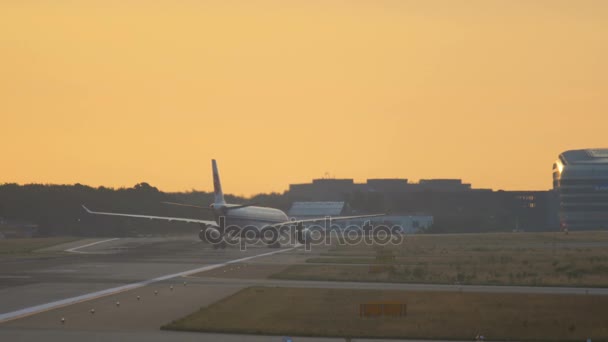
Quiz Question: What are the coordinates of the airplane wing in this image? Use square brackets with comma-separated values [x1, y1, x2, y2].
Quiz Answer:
[82, 205, 217, 226]
[268, 213, 386, 229]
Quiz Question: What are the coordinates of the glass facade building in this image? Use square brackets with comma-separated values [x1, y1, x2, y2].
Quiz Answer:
[553, 149, 608, 230]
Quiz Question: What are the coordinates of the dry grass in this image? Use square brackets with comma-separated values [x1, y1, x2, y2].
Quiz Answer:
[273, 231, 608, 287]
[164, 286, 608, 341]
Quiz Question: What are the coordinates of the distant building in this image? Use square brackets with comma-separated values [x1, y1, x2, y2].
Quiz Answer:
[553, 148, 608, 230]
[287, 201, 432, 233]
[365, 179, 409, 192]
[288, 201, 347, 218]
[289, 179, 360, 201]
[287, 176, 557, 232]
[362, 214, 433, 234]
[288, 178, 491, 201]
[418, 179, 476, 192]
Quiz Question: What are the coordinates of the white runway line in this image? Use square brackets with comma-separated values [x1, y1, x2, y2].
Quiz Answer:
[64, 238, 120, 253]
[0, 246, 299, 323]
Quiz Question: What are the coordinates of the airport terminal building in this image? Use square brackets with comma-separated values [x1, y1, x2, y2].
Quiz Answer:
[553, 149, 608, 230]
[287, 201, 433, 233]
[287, 177, 557, 232]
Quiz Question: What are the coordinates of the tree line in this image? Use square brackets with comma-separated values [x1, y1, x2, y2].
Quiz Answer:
[0, 182, 287, 237]
[0, 183, 556, 237]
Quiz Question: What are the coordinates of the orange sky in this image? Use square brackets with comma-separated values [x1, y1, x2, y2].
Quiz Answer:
[1, 0, 607, 196]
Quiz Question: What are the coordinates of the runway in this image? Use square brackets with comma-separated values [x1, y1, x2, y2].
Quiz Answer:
[0, 237, 303, 340]
[0, 328, 476, 342]
[1, 236, 606, 342]
[0, 243, 297, 323]
[0, 237, 295, 314]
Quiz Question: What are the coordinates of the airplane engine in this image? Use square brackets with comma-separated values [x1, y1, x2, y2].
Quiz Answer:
[260, 226, 281, 248]
[199, 225, 221, 243]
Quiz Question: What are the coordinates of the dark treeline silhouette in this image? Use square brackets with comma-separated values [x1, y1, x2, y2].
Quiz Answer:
[0, 183, 288, 237]
[0, 183, 557, 237]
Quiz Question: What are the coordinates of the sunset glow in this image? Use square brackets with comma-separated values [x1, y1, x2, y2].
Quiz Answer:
[2, 0, 607, 196]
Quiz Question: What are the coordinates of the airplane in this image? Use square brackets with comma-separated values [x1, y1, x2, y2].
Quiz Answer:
[82, 159, 384, 248]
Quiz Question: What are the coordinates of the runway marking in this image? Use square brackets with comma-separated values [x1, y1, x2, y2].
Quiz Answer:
[36, 269, 77, 273]
[0, 245, 300, 323]
[64, 238, 120, 253]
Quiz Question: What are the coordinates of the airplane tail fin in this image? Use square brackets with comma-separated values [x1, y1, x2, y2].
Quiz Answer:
[212, 159, 226, 205]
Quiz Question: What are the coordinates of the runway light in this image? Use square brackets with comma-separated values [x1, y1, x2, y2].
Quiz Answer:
[116, 301, 120, 307]
[170, 285, 174, 291]
[90, 308, 95, 314]
[137, 296, 141, 301]
[154, 290, 158, 295]
[61, 317, 65, 324]
[183, 281, 187, 286]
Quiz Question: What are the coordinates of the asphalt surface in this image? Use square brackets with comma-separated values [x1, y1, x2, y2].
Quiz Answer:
[0, 237, 296, 315]
[1, 236, 606, 342]
[0, 328, 477, 342]
[0, 237, 305, 341]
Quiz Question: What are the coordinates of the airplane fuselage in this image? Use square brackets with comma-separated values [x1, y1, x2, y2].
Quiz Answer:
[220, 206, 289, 229]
